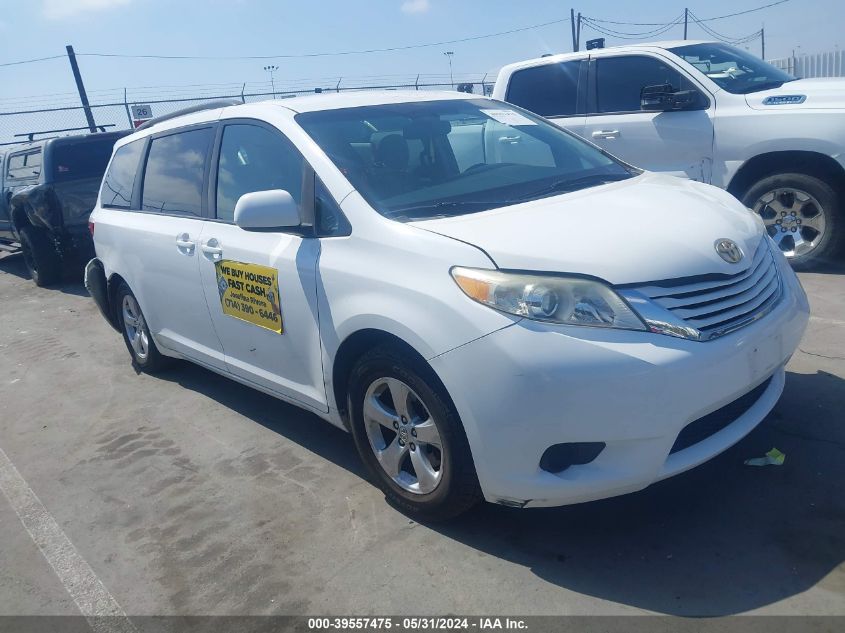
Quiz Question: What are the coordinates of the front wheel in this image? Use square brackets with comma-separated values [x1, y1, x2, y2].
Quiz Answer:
[115, 282, 172, 373]
[743, 173, 843, 270]
[348, 345, 481, 520]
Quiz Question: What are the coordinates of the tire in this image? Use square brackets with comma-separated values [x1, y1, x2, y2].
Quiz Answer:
[114, 281, 172, 373]
[742, 173, 843, 270]
[19, 225, 62, 287]
[348, 344, 481, 520]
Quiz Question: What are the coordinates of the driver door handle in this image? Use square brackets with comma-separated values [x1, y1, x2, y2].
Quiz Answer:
[592, 129, 620, 140]
[201, 238, 223, 261]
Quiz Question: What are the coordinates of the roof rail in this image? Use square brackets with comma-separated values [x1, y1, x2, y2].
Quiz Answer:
[135, 99, 243, 131]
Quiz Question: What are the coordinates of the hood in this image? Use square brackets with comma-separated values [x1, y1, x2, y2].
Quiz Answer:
[745, 77, 845, 110]
[411, 173, 763, 286]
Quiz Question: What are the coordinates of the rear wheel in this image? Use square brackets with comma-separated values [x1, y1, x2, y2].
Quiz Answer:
[348, 344, 481, 520]
[19, 225, 62, 287]
[115, 282, 171, 373]
[743, 173, 842, 270]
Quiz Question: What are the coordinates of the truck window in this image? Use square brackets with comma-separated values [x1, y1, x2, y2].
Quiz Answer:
[53, 138, 117, 182]
[594, 56, 698, 114]
[7, 151, 42, 180]
[100, 139, 145, 209]
[141, 127, 214, 216]
[505, 61, 582, 117]
[215, 124, 304, 223]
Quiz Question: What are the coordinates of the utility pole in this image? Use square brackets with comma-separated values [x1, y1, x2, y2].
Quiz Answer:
[263, 65, 279, 99]
[570, 8, 578, 52]
[444, 51, 455, 88]
[576, 12, 582, 51]
[684, 8, 689, 39]
[66, 45, 96, 133]
[761, 27, 766, 59]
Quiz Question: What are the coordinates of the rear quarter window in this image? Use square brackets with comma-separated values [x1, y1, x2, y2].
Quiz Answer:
[100, 139, 145, 209]
[6, 151, 42, 181]
[505, 61, 582, 117]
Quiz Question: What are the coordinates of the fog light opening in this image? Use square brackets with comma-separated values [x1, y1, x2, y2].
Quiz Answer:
[540, 442, 606, 474]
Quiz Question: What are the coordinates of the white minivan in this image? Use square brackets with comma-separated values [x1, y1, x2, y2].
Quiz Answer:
[86, 91, 809, 519]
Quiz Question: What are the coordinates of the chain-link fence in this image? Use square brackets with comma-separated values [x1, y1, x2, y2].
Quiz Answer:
[0, 75, 494, 147]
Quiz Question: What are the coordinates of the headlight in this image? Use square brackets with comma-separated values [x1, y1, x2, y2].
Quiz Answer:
[451, 267, 647, 330]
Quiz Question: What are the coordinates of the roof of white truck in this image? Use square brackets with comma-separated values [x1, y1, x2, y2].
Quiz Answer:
[496, 40, 713, 76]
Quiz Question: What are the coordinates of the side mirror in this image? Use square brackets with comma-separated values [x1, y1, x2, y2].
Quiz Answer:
[234, 189, 300, 231]
[640, 83, 702, 112]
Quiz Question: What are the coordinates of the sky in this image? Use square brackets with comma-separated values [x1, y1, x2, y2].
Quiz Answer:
[0, 0, 843, 110]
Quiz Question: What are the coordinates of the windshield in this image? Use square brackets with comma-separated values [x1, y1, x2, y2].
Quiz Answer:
[296, 99, 634, 221]
[669, 42, 795, 94]
[52, 137, 117, 183]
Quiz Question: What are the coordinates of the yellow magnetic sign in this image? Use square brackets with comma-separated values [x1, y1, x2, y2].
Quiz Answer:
[214, 260, 283, 333]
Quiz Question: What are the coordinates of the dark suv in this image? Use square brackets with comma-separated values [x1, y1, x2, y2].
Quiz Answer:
[0, 131, 126, 286]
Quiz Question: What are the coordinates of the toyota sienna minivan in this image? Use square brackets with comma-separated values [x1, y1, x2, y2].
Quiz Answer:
[85, 92, 809, 519]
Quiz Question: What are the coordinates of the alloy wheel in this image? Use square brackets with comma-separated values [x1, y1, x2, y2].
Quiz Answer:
[122, 295, 150, 361]
[753, 187, 826, 258]
[362, 377, 444, 494]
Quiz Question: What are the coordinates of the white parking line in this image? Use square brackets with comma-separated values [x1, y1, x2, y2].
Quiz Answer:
[0, 446, 136, 633]
[810, 315, 845, 327]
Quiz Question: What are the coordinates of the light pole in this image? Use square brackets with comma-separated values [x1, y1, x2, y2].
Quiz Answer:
[443, 51, 455, 88]
[263, 65, 279, 99]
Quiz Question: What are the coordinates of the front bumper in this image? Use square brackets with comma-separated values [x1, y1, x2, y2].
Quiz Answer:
[431, 252, 810, 508]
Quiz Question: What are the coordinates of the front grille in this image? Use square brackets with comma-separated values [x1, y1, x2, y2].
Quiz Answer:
[634, 239, 782, 340]
[670, 376, 773, 454]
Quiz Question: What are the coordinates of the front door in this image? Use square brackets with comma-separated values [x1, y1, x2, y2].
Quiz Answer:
[198, 121, 326, 412]
[1, 149, 42, 240]
[583, 54, 715, 182]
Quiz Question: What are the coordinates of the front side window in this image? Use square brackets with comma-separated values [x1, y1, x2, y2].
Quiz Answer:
[297, 99, 633, 222]
[142, 127, 214, 216]
[505, 61, 582, 117]
[594, 55, 700, 114]
[216, 124, 304, 223]
[7, 151, 42, 180]
[100, 139, 144, 209]
[669, 42, 795, 94]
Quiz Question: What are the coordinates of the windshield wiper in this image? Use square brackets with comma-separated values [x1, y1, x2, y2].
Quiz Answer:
[515, 173, 632, 201]
[385, 200, 497, 220]
[740, 78, 797, 94]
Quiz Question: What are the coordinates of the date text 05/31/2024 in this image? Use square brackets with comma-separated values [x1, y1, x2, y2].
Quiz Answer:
[307, 617, 528, 630]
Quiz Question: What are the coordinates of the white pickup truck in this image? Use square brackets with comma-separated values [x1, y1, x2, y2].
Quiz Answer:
[493, 40, 845, 268]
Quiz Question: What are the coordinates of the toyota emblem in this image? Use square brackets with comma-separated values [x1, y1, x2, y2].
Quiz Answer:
[714, 239, 744, 264]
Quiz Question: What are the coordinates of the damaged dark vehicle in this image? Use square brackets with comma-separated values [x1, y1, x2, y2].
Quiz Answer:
[0, 131, 126, 286]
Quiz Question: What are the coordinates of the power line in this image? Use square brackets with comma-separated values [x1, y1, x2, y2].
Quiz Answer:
[583, 0, 790, 26]
[75, 17, 570, 61]
[0, 55, 65, 68]
[580, 15, 685, 40]
[689, 10, 763, 45]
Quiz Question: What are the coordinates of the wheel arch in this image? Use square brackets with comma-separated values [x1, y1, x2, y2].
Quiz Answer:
[330, 328, 455, 430]
[727, 151, 845, 199]
[105, 272, 129, 328]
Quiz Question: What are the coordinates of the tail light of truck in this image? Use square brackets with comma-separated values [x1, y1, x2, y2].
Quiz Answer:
[88, 221, 95, 237]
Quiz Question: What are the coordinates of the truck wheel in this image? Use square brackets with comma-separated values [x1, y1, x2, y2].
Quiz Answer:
[19, 225, 62, 287]
[348, 344, 481, 521]
[115, 281, 172, 373]
[743, 173, 842, 270]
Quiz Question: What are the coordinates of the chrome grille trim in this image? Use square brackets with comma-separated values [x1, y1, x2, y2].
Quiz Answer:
[627, 239, 782, 341]
[635, 240, 769, 299]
